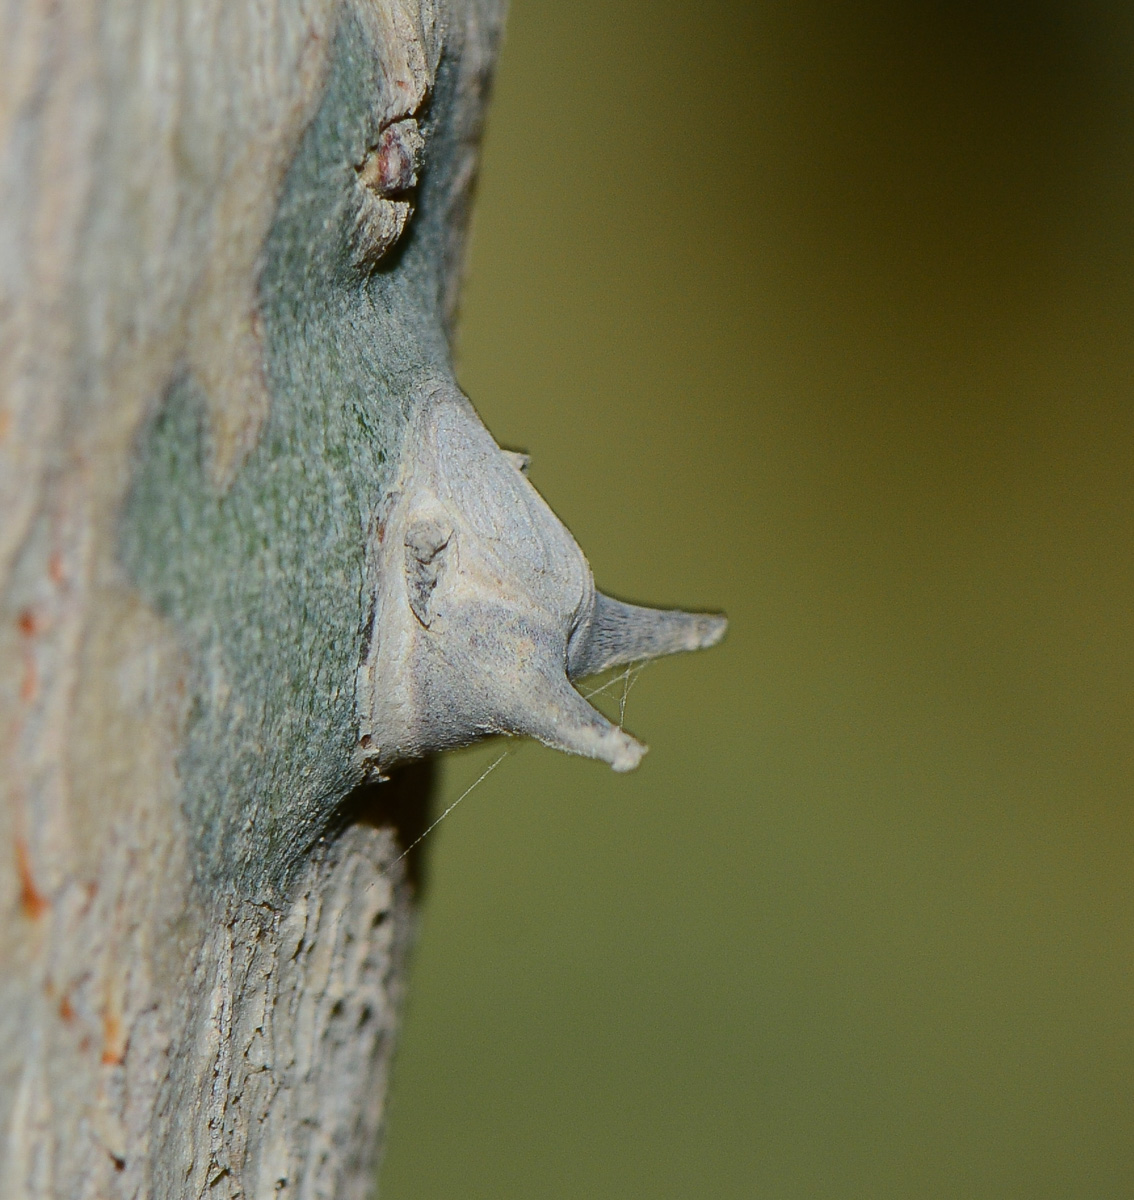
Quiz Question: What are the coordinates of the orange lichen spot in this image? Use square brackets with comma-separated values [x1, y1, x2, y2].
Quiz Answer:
[15, 837, 49, 919]
[19, 650, 37, 704]
[101, 1010, 125, 1066]
[48, 551, 66, 586]
[59, 994, 75, 1022]
[16, 608, 39, 636]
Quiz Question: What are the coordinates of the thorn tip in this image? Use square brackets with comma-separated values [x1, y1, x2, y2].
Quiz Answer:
[568, 593, 728, 679]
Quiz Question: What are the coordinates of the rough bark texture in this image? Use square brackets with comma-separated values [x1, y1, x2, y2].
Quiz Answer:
[0, 0, 502, 1194]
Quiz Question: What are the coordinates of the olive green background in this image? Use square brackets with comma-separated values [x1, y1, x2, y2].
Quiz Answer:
[379, 2, 1134, 1196]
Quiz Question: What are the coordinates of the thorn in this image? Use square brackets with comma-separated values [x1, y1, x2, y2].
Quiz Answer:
[501, 449, 531, 475]
[357, 390, 726, 775]
[568, 591, 727, 679]
[510, 670, 647, 772]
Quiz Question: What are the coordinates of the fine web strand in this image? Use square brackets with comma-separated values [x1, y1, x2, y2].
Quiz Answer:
[384, 748, 510, 876]
[381, 660, 650, 877]
[580, 660, 649, 728]
[618, 661, 644, 727]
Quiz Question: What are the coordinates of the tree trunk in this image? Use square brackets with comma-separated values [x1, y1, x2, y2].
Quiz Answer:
[1, 0, 729, 1190]
[1, 0, 503, 1194]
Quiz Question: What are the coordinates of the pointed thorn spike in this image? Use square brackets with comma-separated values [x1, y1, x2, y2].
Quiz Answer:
[568, 593, 728, 678]
[506, 669, 648, 771]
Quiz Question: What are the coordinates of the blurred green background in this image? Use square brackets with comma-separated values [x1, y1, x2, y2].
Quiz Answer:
[379, 2, 1134, 1196]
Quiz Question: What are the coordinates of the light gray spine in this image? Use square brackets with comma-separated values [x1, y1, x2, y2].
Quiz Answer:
[358, 388, 727, 774]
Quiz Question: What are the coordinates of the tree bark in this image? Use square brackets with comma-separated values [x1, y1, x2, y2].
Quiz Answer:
[1, 0, 503, 1195]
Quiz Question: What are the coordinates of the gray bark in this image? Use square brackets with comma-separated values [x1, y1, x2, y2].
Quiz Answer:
[0, 0, 502, 1195]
